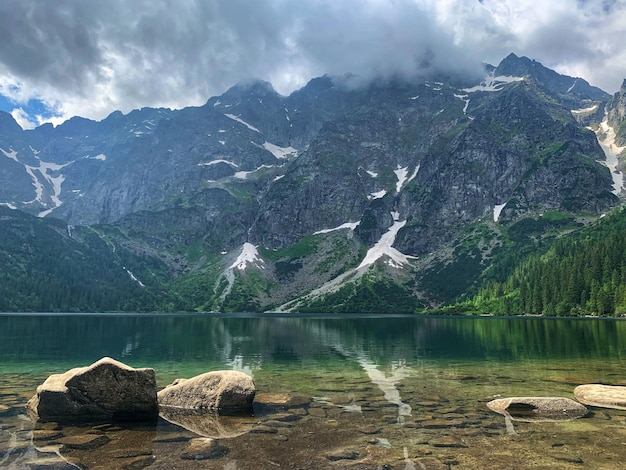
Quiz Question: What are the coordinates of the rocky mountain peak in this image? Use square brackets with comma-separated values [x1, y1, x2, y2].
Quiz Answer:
[494, 53, 607, 105]
[0, 111, 23, 136]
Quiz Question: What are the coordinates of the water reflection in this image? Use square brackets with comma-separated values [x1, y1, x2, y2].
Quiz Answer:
[3, 314, 626, 469]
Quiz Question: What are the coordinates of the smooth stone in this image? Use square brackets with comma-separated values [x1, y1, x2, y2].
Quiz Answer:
[250, 424, 278, 434]
[307, 407, 327, 418]
[574, 384, 626, 410]
[180, 438, 229, 460]
[552, 452, 584, 464]
[414, 457, 452, 470]
[56, 434, 110, 450]
[429, 436, 467, 448]
[159, 406, 254, 439]
[32, 430, 64, 441]
[325, 447, 360, 461]
[358, 425, 382, 435]
[421, 419, 465, 428]
[27, 357, 158, 423]
[109, 448, 153, 458]
[22, 455, 78, 469]
[486, 397, 588, 422]
[158, 370, 255, 415]
[272, 412, 302, 422]
[263, 420, 293, 428]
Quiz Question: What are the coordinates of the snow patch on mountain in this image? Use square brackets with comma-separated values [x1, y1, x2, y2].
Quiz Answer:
[230, 243, 264, 270]
[454, 94, 470, 114]
[463, 75, 524, 93]
[92, 154, 106, 161]
[595, 117, 625, 195]
[571, 105, 598, 115]
[225, 113, 261, 133]
[394, 164, 419, 193]
[493, 203, 507, 222]
[567, 78, 578, 93]
[368, 189, 387, 200]
[1, 148, 19, 162]
[124, 268, 145, 287]
[0, 203, 16, 210]
[234, 164, 276, 179]
[262, 142, 297, 159]
[314, 221, 360, 235]
[357, 212, 416, 270]
[284, 213, 416, 309]
[198, 159, 239, 168]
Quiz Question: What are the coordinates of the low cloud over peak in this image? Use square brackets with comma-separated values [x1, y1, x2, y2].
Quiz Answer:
[0, 0, 624, 127]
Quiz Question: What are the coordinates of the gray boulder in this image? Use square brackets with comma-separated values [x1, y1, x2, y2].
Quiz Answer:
[574, 384, 626, 410]
[158, 370, 255, 415]
[27, 357, 158, 423]
[486, 397, 588, 422]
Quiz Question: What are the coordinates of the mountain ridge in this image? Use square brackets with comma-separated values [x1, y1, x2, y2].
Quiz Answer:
[1, 53, 625, 313]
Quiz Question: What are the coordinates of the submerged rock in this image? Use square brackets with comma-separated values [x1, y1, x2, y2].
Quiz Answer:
[486, 397, 588, 422]
[181, 438, 229, 460]
[158, 370, 255, 415]
[574, 384, 626, 410]
[27, 357, 158, 423]
[159, 406, 255, 438]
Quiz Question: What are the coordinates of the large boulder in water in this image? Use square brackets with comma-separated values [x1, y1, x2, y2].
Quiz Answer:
[486, 397, 588, 422]
[574, 384, 626, 410]
[158, 371, 255, 415]
[27, 357, 158, 423]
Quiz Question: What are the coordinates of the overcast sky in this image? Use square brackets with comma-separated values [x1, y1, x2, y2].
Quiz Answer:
[0, 0, 625, 129]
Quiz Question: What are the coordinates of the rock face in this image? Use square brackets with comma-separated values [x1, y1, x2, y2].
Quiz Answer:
[608, 79, 626, 146]
[158, 370, 255, 415]
[574, 384, 626, 410]
[27, 357, 159, 423]
[0, 54, 621, 313]
[486, 397, 588, 422]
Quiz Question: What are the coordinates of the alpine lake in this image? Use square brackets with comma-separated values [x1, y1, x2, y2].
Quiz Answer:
[1, 314, 626, 470]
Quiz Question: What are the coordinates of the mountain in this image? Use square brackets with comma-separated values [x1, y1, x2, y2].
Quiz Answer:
[0, 54, 624, 313]
[608, 79, 626, 147]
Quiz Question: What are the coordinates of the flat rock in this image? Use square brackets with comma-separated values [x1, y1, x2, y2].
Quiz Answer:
[574, 384, 626, 410]
[57, 434, 110, 450]
[325, 447, 360, 461]
[27, 357, 158, 423]
[430, 436, 467, 448]
[158, 370, 255, 415]
[486, 397, 588, 422]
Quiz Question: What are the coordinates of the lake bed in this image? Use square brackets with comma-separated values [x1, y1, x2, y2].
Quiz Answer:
[1, 314, 625, 469]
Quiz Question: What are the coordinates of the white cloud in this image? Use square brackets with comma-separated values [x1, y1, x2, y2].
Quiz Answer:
[0, 0, 624, 127]
[10, 108, 36, 130]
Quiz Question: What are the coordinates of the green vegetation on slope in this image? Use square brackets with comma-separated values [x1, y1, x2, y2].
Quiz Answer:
[0, 207, 171, 312]
[465, 207, 626, 316]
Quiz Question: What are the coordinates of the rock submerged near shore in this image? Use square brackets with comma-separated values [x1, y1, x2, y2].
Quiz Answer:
[574, 384, 626, 410]
[27, 357, 256, 424]
[486, 397, 588, 422]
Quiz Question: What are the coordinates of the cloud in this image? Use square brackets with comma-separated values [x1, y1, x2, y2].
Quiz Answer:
[0, 0, 624, 126]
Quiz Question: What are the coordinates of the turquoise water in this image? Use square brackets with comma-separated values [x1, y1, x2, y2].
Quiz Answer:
[1, 314, 626, 469]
